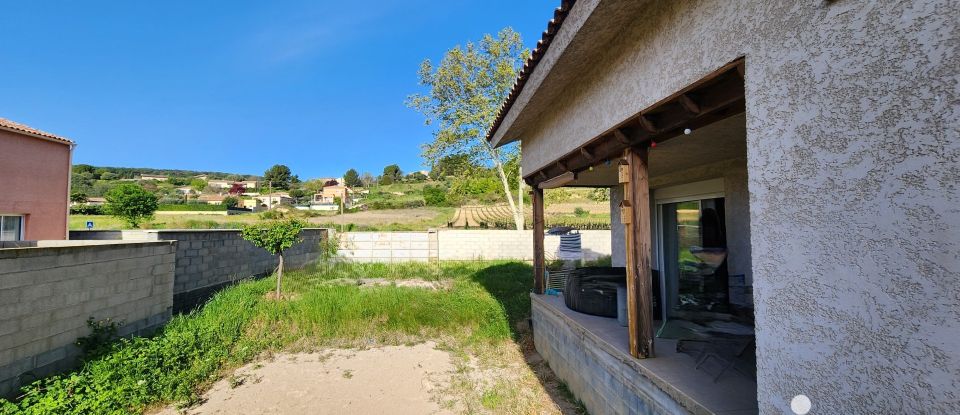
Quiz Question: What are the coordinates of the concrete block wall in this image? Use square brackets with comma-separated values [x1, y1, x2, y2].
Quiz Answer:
[338, 231, 438, 263]
[335, 230, 611, 262]
[72, 229, 327, 312]
[0, 241, 176, 397]
[437, 230, 611, 261]
[531, 295, 688, 415]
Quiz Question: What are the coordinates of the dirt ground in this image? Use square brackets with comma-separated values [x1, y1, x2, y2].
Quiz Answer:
[157, 342, 455, 415]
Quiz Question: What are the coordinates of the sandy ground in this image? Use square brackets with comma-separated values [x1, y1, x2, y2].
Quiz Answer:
[158, 342, 454, 415]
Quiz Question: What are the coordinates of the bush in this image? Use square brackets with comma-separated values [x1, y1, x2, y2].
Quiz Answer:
[423, 186, 448, 206]
[574, 207, 589, 217]
[69, 204, 104, 215]
[157, 204, 227, 211]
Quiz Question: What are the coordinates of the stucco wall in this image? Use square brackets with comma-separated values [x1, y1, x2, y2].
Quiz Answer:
[513, 0, 959, 412]
[0, 130, 71, 240]
[0, 241, 175, 396]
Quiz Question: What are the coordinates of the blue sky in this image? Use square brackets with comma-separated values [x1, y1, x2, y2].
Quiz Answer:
[0, 1, 555, 179]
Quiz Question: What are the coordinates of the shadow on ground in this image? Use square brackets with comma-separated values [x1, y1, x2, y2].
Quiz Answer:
[469, 262, 588, 415]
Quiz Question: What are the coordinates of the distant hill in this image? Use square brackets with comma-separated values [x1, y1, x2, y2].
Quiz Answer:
[73, 164, 260, 181]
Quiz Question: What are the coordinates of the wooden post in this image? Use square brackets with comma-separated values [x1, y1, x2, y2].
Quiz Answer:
[532, 186, 546, 294]
[621, 147, 655, 358]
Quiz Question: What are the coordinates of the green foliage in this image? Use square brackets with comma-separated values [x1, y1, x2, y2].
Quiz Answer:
[379, 164, 402, 185]
[0, 261, 532, 414]
[69, 192, 88, 203]
[75, 318, 122, 358]
[343, 169, 361, 187]
[189, 179, 207, 192]
[545, 188, 573, 203]
[589, 188, 610, 202]
[429, 153, 474, 180]
[104, 183, 159, 228]
[240, 219, 305, 256]
[405, 171, 428, 182]
[262, 164, 293, 190]
[574, 207, 589, 217]
[422, 185, 448, 206]
[157, 204, 227, 212]
[221, 196, 239, 209]
[69, 204, 104, 215]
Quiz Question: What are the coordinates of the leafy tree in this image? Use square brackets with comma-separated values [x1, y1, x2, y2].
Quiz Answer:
[73, 164, 95, 175]
[380, 164, 402, 185]
[100, 172, 119, 181]
[228, 183, 246, 195]
[405, 171, 428, 182]
[407, 27, 528, 229]
[323, 179, 339, 187]
[430, 154, 474, 180]
[288, 189, 309, 204]
[104, 183, 158, 228]
[222, 196, 240, 209]
[189, 179, 207, 194]
[240, 219, 305, 299]
[263, 164, 293, 190]
[302, 179, 326, 195]
[343, 169, 361, 187]
[70, 192, 88, 204]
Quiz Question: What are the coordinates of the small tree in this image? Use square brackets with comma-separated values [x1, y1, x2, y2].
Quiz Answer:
[240, 219, 305, 299]
[104, 183, 158, 228]
[343, 169, 361, 187]
[70, 191, 88, 204]
[228, 183, 246, 195]
[222, 196, 240, 209]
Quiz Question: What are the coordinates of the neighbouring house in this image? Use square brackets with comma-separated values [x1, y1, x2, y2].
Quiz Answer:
[207, 179, 232, 189]
[175, 186, 197, 196]
[197, 194, 226, 205]
[84, 197, 106, 207]
[257, 192, 292, 208]
[0, 117, 74, 240]
[239, 180, 258, 189]
[138, 174, 168, 181]
[488, 1, 958, 414]
[313, 185, 352, 206]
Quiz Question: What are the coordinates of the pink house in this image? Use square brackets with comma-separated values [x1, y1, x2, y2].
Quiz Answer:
[0, 118, 74, 240]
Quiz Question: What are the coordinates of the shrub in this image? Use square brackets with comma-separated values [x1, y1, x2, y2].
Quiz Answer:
[69, 204, 104, 215]
[423, 186, 448, 206]
[104, 183, 159, 228]
[573, 207, 589, 217]
[157, 204, 227, 211]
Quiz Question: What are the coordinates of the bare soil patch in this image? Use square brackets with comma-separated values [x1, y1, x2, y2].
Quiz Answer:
[157, 342, 454, 415]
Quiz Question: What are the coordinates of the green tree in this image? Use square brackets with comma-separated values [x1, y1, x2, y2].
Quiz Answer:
[104, 183, 158, 228]
[240, 219, 305, 299]
[379, 164, 402, 185]
[70, 192, 88, 204]
[430, 153, 474, 180]
[407, 27, 528, 229]
[222, 196, 240, 209]
[263, 164, 293, 190]
[189, 178, 207, 195]
[405, 171, 428, 182]
[343, 169, 361, 187]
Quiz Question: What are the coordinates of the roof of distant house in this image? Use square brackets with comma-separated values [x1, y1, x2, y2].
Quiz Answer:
[0, 117, 74, 145]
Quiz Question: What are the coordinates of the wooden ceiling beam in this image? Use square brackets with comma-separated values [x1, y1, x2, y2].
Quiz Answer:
[524, 60, 746, 187]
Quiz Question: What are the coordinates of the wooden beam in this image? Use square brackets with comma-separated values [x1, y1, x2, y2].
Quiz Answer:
[580, 147, 594, 162]
[532, 187, 546, 295]
[613, 128, 630, 145]
[678, 94, 701, 114]
[638, 115, 658, 133]
[622, 147, 654, 359]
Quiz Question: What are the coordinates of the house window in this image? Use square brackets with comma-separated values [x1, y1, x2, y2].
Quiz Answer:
[0, 215, 24, 241]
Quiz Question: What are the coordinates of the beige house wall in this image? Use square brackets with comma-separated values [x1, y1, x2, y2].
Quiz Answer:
[505, 0, 959, 412]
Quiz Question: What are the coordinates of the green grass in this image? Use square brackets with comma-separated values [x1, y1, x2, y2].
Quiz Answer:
[0, 261, 533, 415]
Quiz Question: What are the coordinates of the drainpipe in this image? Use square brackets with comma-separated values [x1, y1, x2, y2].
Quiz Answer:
[65, 142, 76, 240]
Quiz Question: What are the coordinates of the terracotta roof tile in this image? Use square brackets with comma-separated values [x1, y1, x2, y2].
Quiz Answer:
[487, 0, 576, 142]
[0, 117, 74, 145]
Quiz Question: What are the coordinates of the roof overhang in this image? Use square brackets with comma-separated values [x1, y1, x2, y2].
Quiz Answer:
[487, 0, 653, 148]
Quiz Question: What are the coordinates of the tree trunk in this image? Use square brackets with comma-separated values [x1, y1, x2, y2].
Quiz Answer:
[487, 144, 523, 230]
[517, 164, 524, 230]
[276, 253, 284, 299]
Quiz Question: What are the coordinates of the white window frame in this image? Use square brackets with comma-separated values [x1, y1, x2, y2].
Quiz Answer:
[0, 214, 25, 241]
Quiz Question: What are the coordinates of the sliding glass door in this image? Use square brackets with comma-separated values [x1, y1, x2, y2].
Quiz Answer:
[657, 198, 728, 338]
[0, 215, 24, 241]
